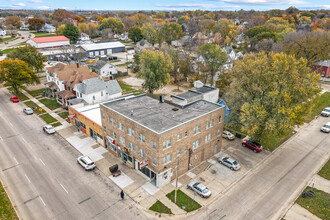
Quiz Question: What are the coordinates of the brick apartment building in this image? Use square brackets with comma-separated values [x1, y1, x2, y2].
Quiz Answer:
[100, 94, 225, 187]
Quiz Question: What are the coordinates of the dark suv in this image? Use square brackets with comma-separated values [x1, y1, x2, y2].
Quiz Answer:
[242, 140, 263, 153]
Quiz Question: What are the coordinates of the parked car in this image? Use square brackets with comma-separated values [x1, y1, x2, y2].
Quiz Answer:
[10, 96, 19, 103]
[320, 122, 330, 133]
[77, 156, 95, 170]
[21, 37, 25, 39]
[23, 107, 33, 115]
[187, 181, 212, 198]
[218, 157, 240, 170]
[321, 107, 330, 117]
[242, 140, 263, 153]
[109, 164, 121, 177]
[43, 125, 55, 134]
[222, 131, 235, 140]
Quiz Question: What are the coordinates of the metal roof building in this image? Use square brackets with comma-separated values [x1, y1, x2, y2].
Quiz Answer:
[80, 41, 125, 58]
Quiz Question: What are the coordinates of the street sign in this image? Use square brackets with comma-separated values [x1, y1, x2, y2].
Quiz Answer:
[67, 114, 76, 119]
[140, 159, 149, 168]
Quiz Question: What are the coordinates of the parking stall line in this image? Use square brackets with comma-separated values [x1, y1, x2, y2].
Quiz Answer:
[60, 183, 69, 194]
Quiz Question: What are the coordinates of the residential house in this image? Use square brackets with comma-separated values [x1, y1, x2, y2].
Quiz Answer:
[222, 46, 243, 73]
[45, 63, 99, 106]
[40, 24, 56, 33]
[135, 39, 152, 53]
[88, 60, 118, 79]
[0, 28, 6, 36]
[71, 77, 122, 105]
[77, 33, 92, 44]
[20, 21, 29, 30]
[316, 61, 330, 78]
[100, 94, 225, 187]
[80, 41, 125, 58]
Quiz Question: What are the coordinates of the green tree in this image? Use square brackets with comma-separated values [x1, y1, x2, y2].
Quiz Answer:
[161, 22, 184, 45]
[137, 50, 172, 93]
[141, 23, 157, 46]
[7, 46, 46, 72]
[28, 18, 45, 32]
[177, 16, 189, 25]
[128, 26, 143, 43]
[56, 25, 66, 36]
[282, 31, 330, 66]
[63, 24, 79, 43]
[224, 52, 320, 142]
[0, 59, 39, 95]
[99, 17, 124, 34]
[197, 43, 227, 86]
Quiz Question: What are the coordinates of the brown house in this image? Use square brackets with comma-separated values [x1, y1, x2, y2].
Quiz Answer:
[100, 94, 225, 187]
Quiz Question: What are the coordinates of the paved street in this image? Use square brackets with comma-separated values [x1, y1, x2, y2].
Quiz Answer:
[0, 31, 32, 50]
[190, 115, 330, 220]
[0, 88, 150, 220]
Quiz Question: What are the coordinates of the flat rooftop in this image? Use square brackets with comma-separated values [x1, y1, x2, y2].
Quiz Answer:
[71, 104, 101, 126]
[102, 95, 223, 134]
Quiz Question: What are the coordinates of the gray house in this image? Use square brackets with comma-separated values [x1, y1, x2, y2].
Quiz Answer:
[88, 60, 118, 79]
[80, 41, 125, 58]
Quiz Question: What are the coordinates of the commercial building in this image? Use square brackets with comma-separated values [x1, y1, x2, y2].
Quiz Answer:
[27, 36, 70, 49]
[100, 94, 225, 187]
[80, 41, 125, 58]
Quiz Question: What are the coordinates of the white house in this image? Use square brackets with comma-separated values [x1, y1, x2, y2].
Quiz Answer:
[0, 28, 6, 36]
[27, 36, 70, 49]
[77, 33, 92, 44]
[72, 77, 122, 105]
[88, 60, 118, 78]
[20, 21, 29, 30]
[41, 24, 56, 33]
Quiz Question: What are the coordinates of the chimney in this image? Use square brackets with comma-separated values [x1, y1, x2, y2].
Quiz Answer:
[159, 95, 164, 103]
[76, 63, 80, 68]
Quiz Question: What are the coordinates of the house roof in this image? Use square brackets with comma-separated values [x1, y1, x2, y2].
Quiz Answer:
[31, 36, 69, 43]
[76, 77, 122, 95]
[47, 63, 99, 88]
[317, 61, 330, 67]
[88, 60, 114, 71]
[80, 41, 125, 51]
[55, 90, 76, 98]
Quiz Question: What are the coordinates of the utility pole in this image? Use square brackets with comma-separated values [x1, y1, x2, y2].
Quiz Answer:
[174, 157, 179, 204]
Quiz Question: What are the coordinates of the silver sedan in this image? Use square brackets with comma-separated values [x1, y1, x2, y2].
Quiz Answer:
[187, 181, 212, 198]
[218, 156, 240, 171]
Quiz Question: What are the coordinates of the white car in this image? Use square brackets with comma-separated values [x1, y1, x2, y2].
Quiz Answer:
[321, 107, 330, 117]
[43, 125, 55, 134]
[187, 181, 212, 198]
[218, 156, 241, 171]
[77, 156, 95, 170]
[320, 122, 330, 133]
[222, 131, 235, 140]
[23, 107, 33, 115]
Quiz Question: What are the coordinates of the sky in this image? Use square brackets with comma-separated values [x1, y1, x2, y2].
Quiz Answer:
[0, 0, 329, 11]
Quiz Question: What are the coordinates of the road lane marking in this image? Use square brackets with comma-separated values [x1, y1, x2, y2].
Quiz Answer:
[60, 184, 68, 194]
[21, 137, 27, 143]
[39, 196, 46, 206]
[13, 157, 18, 165]
[0, 135, 2, 141]
[25, 174, 31, 183]
[39, 158, 46, 166]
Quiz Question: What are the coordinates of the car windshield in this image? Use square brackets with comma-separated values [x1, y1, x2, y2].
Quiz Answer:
[87, 162, 94, 165]
[46, 126, 53, 129]
[324, 124, 330, 128]
[202, 188, 209, 194]
[233, 161, 238, 165]
[324, 109, 330, 113]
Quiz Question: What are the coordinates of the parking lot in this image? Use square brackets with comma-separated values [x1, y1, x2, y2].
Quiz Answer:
[179, 137, 271, 206]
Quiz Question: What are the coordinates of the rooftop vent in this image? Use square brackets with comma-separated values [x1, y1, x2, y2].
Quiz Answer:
[159, 95, 164, 103]
[172, 107, 179, 111]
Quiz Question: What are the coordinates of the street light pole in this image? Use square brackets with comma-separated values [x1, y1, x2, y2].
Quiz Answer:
[174, 157, 179, 204]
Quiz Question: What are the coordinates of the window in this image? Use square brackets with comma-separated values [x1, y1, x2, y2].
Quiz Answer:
[193, 139, 200, 150]
[162, 138, 172, 149]
[177, 134, 182, 141]
[89, 52, 93, 57]
[153, 141, 157, 149]
[185, 131, 188, 137]
[152, 157, 157, 165]
[128, 128, 135, 137]
[110, 131, 116, 139]
[184, 146, 188, 152]
[177, 149, 181, 156]
[217, 129, 221, 136]
[118, 122, 124, 131]
[219, 115, 222, 123]
[128, 142, 135, 151]
[162, 154, 172, 164]
[93, 96, 95, 100]
[110, 117, 116, 126]
[193, 125, 201, 134]
[102, 113, 105, 119]
[138, 133, 145, 143]
[138, 148, 146, 158]
[101, 91, 103, 96]
[119, 136, 125, 145]
[206, 119, 213, 129]
[205, 134, 212, 143]
[103, 126, 106, 133]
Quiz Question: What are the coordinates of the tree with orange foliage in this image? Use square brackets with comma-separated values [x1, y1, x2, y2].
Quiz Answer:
[75, 16, 85, 23]
[28, 18, 45, 32]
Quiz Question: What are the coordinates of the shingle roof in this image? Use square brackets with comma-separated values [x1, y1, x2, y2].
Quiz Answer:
[76, 78, 122, 95]
[317, 61, 330, 67]
[31, 36, 69, 43]
[88, 60, 111, 71]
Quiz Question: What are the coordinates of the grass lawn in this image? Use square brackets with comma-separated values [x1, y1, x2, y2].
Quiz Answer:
[27, 88, 45, 97]
[149, 200, 172, 214]
[23, 101, 45, 115]
[260, 129, 294, 152]
[39, 113, 57, 124]
[305, 92, 330, 122]
[296, 187, 330, 220]
[51, 122, 62, 127]
[166, 190, 201, 212]
[0, 180, 18, 220]
[33, 33, 56, 38]
[118, 80, 144, 95]
[39, 98, 62, 110]
[318, 159, 330, 180]
[15, 92, 29, 101]
[109, 60, 121, 63]
[1, 48, 15, 54]
[58, 111, 69, 119]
